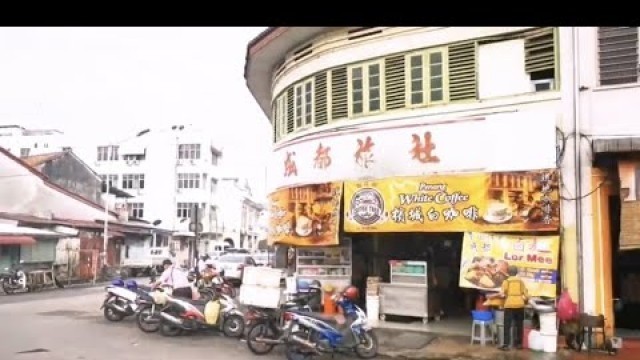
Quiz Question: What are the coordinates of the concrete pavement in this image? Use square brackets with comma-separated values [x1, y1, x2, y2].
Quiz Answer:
[0, 286, 283, 360]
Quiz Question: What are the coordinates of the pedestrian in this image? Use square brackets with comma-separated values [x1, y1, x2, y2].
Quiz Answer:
[499, 265, 529, 351]
[154, 259, 193, 299]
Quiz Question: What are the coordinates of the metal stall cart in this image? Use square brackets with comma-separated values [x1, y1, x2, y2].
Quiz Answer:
[380, 260, 439, 324]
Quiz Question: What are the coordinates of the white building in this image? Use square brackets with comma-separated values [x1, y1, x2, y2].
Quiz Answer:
[217, 177, 266, 250]
[81, 125, 223, 251]
[0, 125, 69, 157]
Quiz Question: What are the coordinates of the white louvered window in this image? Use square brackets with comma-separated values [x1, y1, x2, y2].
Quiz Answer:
[598, 27, 639, 86]
[348, 61, 385, 116]
[294, 79, 314, 130]
[406, 48, 449, 107]
[276, 94, 287, 138]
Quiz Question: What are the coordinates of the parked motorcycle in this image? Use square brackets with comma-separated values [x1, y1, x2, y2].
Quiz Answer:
[158, 290, 245, 338]
[283, 286, 378, 360]
[0, 260, 27, 295]
[245, 293, 318, 356]
[101, 279, 151, 321]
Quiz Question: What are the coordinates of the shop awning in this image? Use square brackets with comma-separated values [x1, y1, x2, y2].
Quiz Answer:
[0, 235, 36, 245]
[593, 137, 640, 153]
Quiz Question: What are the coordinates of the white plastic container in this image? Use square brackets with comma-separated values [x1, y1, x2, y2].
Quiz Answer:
[242, 266, 283, 288]
[366, 295, 380, 323]
[528, 330, 543, 351]
[540, 330, 558, 353]
[539, 312, 558, 334]
[240, 284, 282, 309]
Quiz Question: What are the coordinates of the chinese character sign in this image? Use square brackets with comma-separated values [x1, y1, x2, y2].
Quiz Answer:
[458, 232, 560, 297]
[343, 169, 560, 233]
[268, 183, 342, 247]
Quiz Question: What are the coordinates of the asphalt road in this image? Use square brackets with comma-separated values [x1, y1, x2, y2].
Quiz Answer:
[0, 285, 288, 360]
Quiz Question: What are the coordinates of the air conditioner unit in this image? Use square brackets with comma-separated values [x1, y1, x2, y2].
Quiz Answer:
[531, 79, 555, 92]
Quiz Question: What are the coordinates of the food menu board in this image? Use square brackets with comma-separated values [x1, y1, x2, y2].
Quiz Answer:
[458, 232, 560, 297]
[389, 260, 428, 285]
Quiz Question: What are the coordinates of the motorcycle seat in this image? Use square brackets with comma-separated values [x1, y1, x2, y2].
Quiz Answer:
[290, 311, 337, 323]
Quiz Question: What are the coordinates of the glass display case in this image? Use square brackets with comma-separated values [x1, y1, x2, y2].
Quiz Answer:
[295, 238, 352, 291]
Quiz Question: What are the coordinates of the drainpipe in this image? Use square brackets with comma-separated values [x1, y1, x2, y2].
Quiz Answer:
[571, 27, 585, 311]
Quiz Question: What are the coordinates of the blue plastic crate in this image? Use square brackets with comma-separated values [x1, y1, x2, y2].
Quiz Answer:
[472, 310, 494, 322]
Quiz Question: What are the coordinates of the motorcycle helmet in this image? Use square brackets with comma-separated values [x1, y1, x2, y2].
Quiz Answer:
[111, 278, 125, 287]
[125, 280, 138, 291]
[342, 285, 359, 301]
[309, 280, 322, 290]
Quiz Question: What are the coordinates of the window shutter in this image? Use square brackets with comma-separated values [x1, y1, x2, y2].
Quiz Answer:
[599, 27, 639, 85]
[448, 41, 477, 101]
[330, 67, 348, 120]
[286, 87, 294, 133]
[272, 101, 278, 142]
[314, 72, 328, 126]
[385, 55, 406, 110]
[525, 27, 556, 74]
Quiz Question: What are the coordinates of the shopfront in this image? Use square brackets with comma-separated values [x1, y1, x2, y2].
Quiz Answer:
[266, 111, 564, 331]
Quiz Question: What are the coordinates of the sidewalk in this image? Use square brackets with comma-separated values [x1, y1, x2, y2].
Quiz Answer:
[376, 328, 638, 360]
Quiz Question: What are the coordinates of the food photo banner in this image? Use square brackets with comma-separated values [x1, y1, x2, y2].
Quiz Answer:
[268, 183, 343, 246]
[343, 169, 560, 233]
[458, 232, 560, 297]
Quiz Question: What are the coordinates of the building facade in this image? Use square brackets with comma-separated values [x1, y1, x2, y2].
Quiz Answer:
[82, 125, 223, 241]
[217, 177, 266, 250]
[245, 26, 588, 322]
[0, 125, 68, 158]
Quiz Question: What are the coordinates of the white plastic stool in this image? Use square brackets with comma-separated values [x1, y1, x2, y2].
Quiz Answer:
[471, 320, 495, 346]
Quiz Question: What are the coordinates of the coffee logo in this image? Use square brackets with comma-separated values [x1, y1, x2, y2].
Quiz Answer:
[350, 188, 384, 226]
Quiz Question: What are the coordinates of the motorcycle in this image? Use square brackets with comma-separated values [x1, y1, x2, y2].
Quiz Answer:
[101, 279, 151, 322]
[245, 292, 318, 356]
[0, 260, 27, 295]
[283, 292, 378, 360]
[158, 290, 245, 338]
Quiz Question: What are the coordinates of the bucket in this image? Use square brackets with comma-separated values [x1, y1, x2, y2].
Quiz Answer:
[539, 312, 557, 334]
[366, 295, 380, 323]
[540, 331, 558, 353]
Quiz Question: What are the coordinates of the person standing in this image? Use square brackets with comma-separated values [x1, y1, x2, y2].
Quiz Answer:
[154, 259, 193, 299]
[499, 265, 529, 351]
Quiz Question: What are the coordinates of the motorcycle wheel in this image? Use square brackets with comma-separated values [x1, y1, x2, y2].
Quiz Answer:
[354, 330, 379, 359]
[160, 313, 183, 337]
[285, 331, 317, 360]
[1, 279, 14, 295]
[222, 314, 245, 338]
[136, 306, 160, 333]
[103, 297, 126, 322]
[246, 323, 277, 355]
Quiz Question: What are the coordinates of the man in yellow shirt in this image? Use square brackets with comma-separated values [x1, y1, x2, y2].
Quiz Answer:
[499, 265, 528, 351]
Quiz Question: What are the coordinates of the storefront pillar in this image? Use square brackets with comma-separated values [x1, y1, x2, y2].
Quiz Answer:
[590, 168, 615, 336]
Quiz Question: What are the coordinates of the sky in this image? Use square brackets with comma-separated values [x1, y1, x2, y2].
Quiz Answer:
[0, 27, 271, 199]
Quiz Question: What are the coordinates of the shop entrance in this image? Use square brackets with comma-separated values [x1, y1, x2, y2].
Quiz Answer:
[352, 232, 474, 332]
[609, 195, 640, 337]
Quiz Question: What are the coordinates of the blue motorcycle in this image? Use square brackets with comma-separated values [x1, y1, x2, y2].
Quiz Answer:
[283, 287, 378, 360]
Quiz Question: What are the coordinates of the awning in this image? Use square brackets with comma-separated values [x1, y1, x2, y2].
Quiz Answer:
[109, 231, 125, 238]
[593, 137, 640, 153]
[0, 235, 36, 245]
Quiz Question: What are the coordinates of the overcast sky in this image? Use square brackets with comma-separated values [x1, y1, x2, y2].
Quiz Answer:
[0, 27, 271, 199]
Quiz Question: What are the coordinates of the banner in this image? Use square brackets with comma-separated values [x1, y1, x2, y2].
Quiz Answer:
[343, 170, 560, 233]
[458, 232, 560, 297]
[268, 183, 342, 247]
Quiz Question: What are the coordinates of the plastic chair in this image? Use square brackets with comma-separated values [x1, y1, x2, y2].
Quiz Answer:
[471, 316, 495, 346]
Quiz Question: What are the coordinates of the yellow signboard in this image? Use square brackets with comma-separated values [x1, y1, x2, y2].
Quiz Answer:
[268, 183, 342, 247]
[343, 170, 560, 233]
[458, 232, 560, 297]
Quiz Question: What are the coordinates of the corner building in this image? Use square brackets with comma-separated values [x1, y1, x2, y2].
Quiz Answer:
[245, 27, 578, 330]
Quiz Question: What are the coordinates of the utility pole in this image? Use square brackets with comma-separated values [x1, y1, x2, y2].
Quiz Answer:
[189, 204, 202, 269]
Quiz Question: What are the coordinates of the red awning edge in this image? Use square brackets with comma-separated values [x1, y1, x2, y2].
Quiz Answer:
[0, 235, 37, 245]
